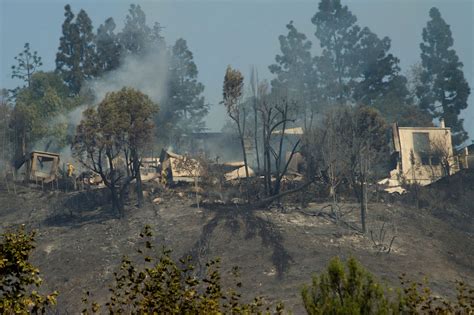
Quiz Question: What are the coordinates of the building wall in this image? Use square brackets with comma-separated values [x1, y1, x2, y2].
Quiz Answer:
[398, 127, 455, 185]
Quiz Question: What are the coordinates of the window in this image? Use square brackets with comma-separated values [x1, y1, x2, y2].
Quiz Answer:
[413, 132, 430, 154]
[420, 155, 430, 166]
[430, 156, 441, 165]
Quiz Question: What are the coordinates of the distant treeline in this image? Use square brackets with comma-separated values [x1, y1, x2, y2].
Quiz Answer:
[0, 0, 470, 172]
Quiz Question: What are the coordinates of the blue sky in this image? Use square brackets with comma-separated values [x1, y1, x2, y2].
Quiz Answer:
[1, 0, 473, 140]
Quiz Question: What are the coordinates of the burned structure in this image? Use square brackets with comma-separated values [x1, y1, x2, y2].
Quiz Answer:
[159, 150, 203, 183]
[384, 120, 458, 188]
[459, 143, 474, 169]
[20, 151, 60, 185]
[272, 127, 305, 174]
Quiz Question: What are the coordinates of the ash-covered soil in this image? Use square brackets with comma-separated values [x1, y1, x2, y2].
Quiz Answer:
[0, 182, 473, 314]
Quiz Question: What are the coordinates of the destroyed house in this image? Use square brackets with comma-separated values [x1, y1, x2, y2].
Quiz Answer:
[459, 143, 474, 169]
[389, 121, 457, 186]
[179, 132, 242, 163]
[159, 150, 203, 183]
[271, 127, 305, 174]
[22, 151, 60, 184]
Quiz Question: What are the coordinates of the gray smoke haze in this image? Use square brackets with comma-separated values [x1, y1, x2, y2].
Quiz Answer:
[35, 48, 170, 167]
[68, 48, 169, 138]
[88, 50, 169, 106]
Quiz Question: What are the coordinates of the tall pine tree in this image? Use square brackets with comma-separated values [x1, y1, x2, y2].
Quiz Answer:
[55, 5, 97, 95]
[159, 39, 207, 141]
[311, 0, 360, 105]
[352, 27, 408, 107]
[416, 7, 470, 146]
[118, 4, 164, 56]
[95, 17, 121, 75]
[311, 0, 410, 119]
[269, 21, 318, 127]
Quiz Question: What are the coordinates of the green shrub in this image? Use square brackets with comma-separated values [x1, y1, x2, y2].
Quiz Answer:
[399, 275, 473, 314]
[0, 225, 58, 314]
[302, 257, 401, 314]
[82, 225, 284, 314]
[302, 257, 474, 315]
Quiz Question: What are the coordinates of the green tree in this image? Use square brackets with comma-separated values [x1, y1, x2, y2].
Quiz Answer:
[0, 89, 13, 168]
[302, 257, 401, 314]
[10, 72, 78, 166]
[269, 21, 318, 128]
[10, 43, 43, 90]
[164, 38, 208, 137]
[118, 4, 164, 56]
[311, 0, 410, 123]
[311, 0, 360, 105]
[56, 5, 97, 94]
[95, 17, 121, 75]
[72, 87, 157, 215]
[352, 27, 409, 109]
[0, 225, 58, 314]
[416, 7, 471, 146]
[303, 256, 474, 314]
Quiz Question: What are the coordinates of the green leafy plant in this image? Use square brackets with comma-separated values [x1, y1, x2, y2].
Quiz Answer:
[303, 257, 474, 314]
[302, 256, 400, 314]
[82, 225, 284, 314]
[0, 225, 58, 314]
[399, 274, 474, 314]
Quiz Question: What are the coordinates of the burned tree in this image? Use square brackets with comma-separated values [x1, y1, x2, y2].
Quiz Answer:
[72, 87, 157, 215]
[249, 67, 261, 172]
[302, 108, 351, 220]
[258, 85, 300, 197]
[427, 135, 456, 178]
[222, 66, 249, 179]
[303, 106, 387, 233]
[347, 106, 388, 233]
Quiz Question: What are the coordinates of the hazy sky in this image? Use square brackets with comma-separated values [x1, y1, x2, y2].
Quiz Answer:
[1, 0, 473, 141]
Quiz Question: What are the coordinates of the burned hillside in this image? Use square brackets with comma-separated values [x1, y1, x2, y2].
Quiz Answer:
[0, 179, 473, 312]
[1, 0, 473, 313]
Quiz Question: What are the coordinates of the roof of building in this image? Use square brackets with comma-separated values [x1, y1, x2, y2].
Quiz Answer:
[30, 150, 60, 157]
[397, 126, 451, 131]
[272, 127, 304, 135]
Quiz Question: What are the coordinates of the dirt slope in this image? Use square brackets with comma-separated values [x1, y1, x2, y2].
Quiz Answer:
[0, 183, 473, 314]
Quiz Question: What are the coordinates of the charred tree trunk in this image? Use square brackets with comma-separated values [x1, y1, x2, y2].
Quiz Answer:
[263, 119, 270, 195]
[238, 126, 249, 178]
[360, 180, 367, 234]
[253, 180, 313, 209]
[107, 152, 123, 217]
[110, 184, 123, 217]
[132, 150, 143, 208]
[253, 98, 260, 172]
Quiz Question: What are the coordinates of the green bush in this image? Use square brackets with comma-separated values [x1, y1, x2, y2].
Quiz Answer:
[302, 257, 401, 314]
[302, 257, 474, 315]
[82, 225, 284, 314]
[0, 225, 58, 314]
[399, 275, 473, 314]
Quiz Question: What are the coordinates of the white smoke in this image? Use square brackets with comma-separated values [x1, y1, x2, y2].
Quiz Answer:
[40, 49, 170, 168]
[65, 48, 170, 131]
[88, 50, 169, 105]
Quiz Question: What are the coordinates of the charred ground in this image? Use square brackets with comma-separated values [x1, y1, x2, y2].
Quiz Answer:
[0, 177, 473, 313]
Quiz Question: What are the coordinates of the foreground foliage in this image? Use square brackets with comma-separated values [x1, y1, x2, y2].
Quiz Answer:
[302, 256, 474, 314]
[2, 226, 472, 314]
[0, 225, 57, 314]
[82, 225, 284, 314]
